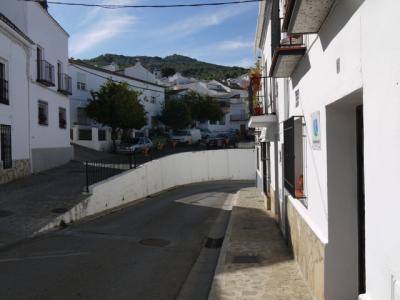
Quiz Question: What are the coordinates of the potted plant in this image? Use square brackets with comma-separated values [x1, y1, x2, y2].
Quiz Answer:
[249, 62, 262, 94]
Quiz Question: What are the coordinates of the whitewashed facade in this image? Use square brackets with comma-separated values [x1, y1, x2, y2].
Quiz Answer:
[252, 1, 400, 299]
[0, 0, 72, 180]
[69, 61, 165, 151]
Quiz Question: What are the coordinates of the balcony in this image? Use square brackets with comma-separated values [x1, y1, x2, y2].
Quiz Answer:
[282, 0, 335, 34]
[0, 79, 9, 105]
[269, 34, 306, 78]
[37, 60, 55, 87]
[58, 73, 72, 95]
[230, 113, 249, 122]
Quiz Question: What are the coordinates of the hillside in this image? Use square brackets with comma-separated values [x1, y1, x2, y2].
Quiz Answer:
[82, 54, 249, 81]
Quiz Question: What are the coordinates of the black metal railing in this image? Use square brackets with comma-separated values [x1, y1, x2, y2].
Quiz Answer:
[0, 79, 9, 105]
[85, 153, 136, 193]
[37, 60, 55, 86]
[58, 73, 72, 95]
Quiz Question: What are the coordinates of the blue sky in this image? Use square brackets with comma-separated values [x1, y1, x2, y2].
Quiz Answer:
[49, 0, 258, 67]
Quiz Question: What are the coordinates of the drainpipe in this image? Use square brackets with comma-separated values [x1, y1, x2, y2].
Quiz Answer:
[26, 46, 33, 173]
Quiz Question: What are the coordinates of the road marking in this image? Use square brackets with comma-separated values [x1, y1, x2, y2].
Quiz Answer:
[0, 252, 89, 263]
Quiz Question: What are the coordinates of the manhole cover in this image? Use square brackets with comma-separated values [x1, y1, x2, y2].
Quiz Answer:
[0, 210, 14, 218]
[205, 237, 224, 249]
[51, 207, 69, 214]
[139, 238, 170, 247]
[232, 255, 259, 264]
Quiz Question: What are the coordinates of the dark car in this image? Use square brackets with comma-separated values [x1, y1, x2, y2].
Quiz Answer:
[205, 133, 227, 148]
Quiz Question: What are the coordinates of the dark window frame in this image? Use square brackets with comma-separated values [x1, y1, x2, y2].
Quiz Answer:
[0, 124, 12, 169]
[58, 107, 67, 129]
[283, 116, 307, 202]
[38, 100, 49, 126]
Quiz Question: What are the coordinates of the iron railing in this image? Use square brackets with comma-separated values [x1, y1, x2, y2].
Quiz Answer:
[37, 60, 55, 86]
[0, 79, 9, 105]
[0, 124, 12, 169]
[58, 73, 72, 95]
[85, 153, 136, 193]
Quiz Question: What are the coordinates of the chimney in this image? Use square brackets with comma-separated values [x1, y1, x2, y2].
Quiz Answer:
[39, 0, 48, 10]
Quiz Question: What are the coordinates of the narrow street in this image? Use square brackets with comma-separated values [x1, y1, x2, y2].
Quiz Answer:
[0, 181, 252, 300]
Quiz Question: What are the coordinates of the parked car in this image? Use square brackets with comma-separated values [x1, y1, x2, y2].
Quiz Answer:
[117, 137, 153, 153]
[200, 128, 213, 139]
[205, 133, 227, 148]
[170, 129, 202, 144]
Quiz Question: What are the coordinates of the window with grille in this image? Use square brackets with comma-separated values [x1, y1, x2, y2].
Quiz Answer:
[0, 125, 12, 169]
[38, 101, 48, 126]
[0, 62, 9, 105]
[284, 116, 306, 201]
[59, 107, 66, 129]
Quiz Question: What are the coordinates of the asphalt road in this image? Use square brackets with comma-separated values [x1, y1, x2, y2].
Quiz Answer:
[0, 181, 253, 300]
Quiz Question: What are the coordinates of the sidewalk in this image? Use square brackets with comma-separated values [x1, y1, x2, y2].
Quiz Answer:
[209, 188, 312, 300]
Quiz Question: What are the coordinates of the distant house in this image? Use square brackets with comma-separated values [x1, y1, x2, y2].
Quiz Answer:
[0, 0, 72, 183]
[69, 60, 165, 152]
[171, 80, 249, 133]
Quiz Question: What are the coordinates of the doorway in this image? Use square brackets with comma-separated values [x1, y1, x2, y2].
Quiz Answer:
[326, 89, 363, 299]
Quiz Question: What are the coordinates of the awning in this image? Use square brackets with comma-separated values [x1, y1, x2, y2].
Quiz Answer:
[248, 114, 278, 128]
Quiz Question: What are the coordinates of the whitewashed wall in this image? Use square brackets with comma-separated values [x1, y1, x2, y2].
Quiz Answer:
[69, 63, 165, 133]
[39, 149, 255, 231]
[360, 1, 400, 299]
[0, 24, 31, 162]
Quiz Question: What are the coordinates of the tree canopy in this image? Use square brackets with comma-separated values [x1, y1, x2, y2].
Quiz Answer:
[161, 91, 224, 130]
[160, 99, 191, 130]
[85, 80, 147, 141]
[161, 67, 176, 78]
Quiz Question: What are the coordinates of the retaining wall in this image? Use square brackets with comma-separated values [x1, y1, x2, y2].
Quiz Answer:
[39, 149, 255, 232]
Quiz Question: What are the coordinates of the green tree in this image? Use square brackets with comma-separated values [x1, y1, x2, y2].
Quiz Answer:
[161, 67, 176, 78]
[160, 99, 191, 130]
[184, 92, 224, 123]
[85, 80, 147, 151]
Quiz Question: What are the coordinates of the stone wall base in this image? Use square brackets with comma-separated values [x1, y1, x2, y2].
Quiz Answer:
[287, 199, 326, 300]
[0, 159, 31, 184]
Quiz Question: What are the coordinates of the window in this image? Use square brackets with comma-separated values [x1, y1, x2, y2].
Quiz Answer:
[0, 124, 12, 169]
[38, 101, 48, 126]
[0, 61, 8, 105]
[98, 130, 106, 141]
[210, 120, 217, 125]
[77, 72, 86, 91]
[70, 129, 73, 140]
[151, 96, 156, 104]
[77, 82, 86, 90]
[59, 107, 66, 129]
[78, 129, 92, 141]
[283, 116, 306, 201]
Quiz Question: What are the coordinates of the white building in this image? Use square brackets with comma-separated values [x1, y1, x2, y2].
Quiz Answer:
[0, 0, 72, 182]
[69, 60, 165, 151]
[251, 1, 400, 300]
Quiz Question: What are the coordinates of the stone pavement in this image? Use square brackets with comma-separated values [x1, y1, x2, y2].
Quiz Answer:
[209, 187, 313, 300]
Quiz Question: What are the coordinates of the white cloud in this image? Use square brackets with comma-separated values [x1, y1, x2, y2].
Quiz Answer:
[216, 40, 253, 51]
[229, 58, 254, 68]
[69, 0, 136, 56]
[158, 6, 252, 40]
